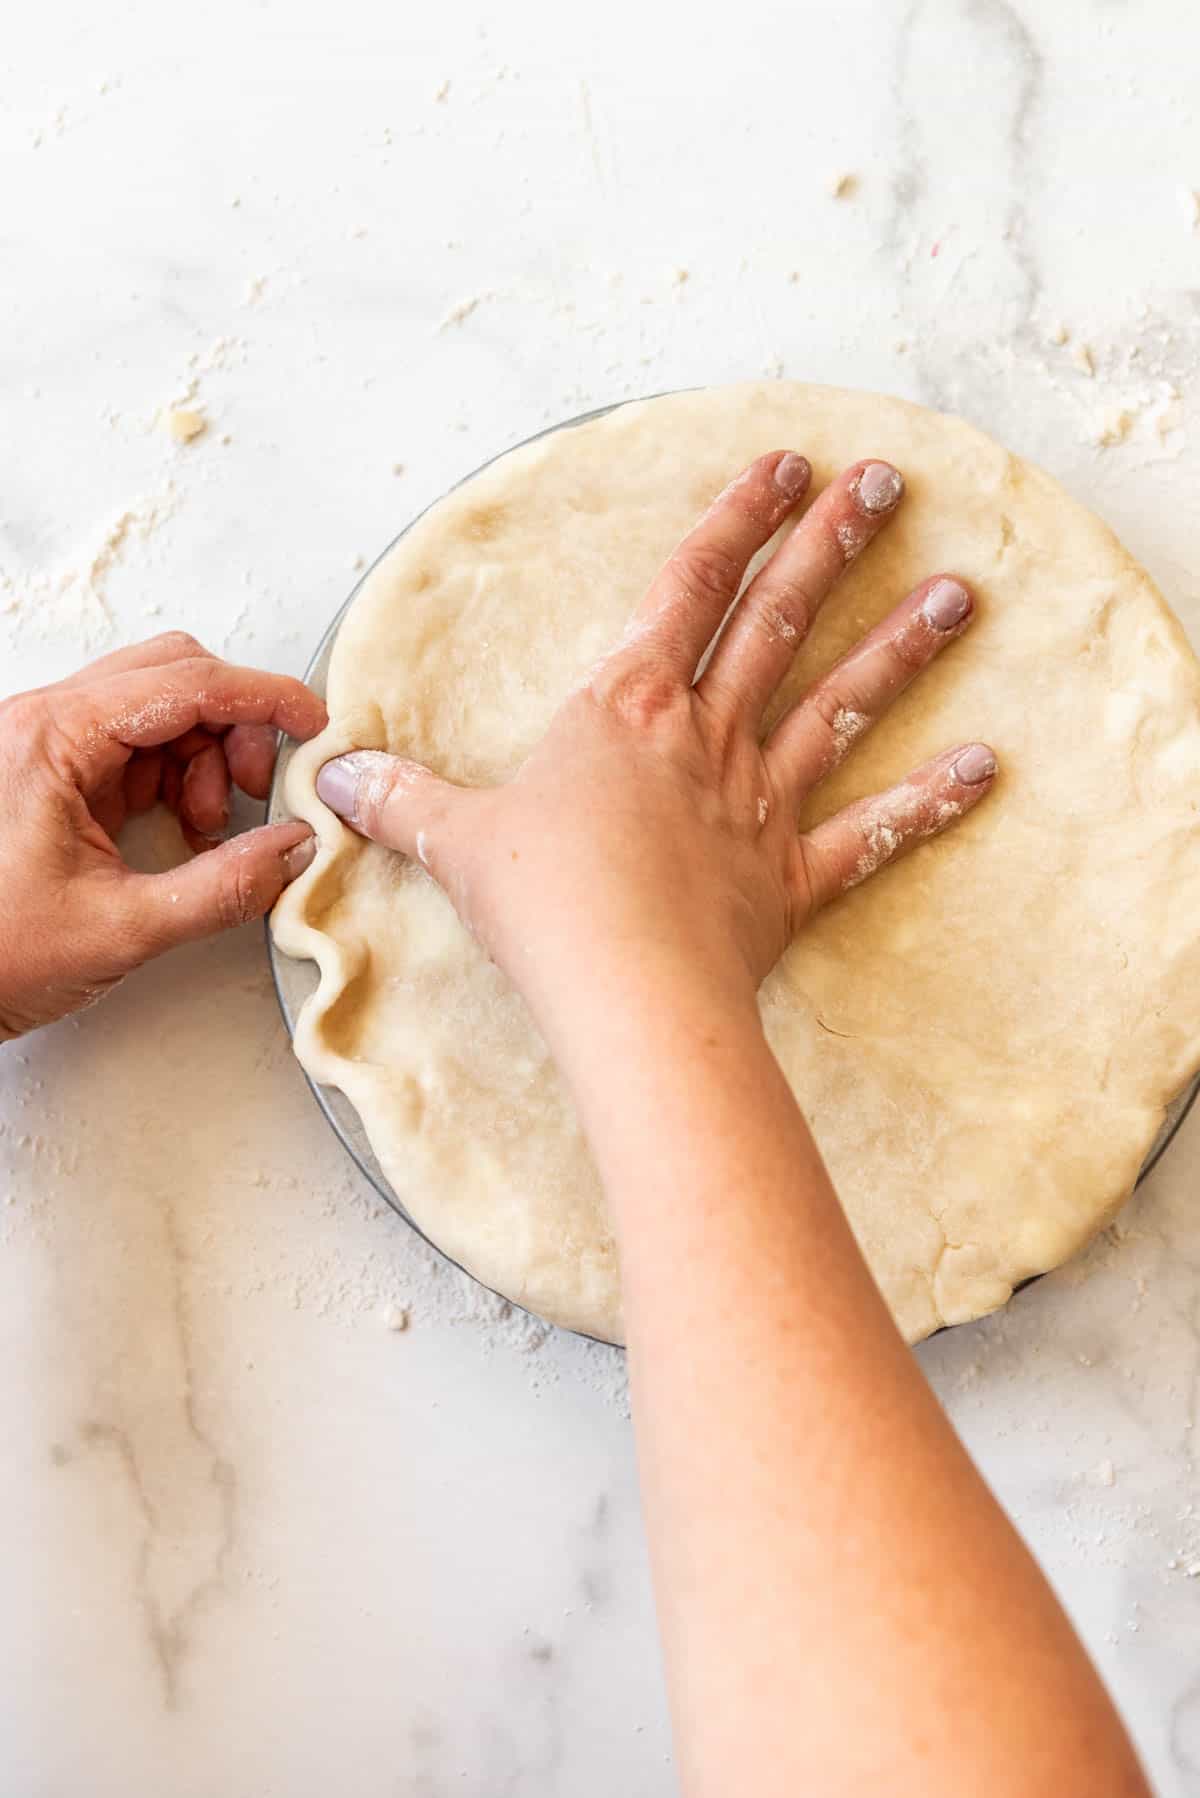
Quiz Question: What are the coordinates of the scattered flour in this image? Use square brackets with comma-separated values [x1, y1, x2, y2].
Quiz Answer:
[0, 486, 178, 655]
[438, 294, 486, 331]
[1094, 407, 1135, 449]
[765, 607, 798, 644]
[830, 706, 869, 762]
[851, 815, 902, 886]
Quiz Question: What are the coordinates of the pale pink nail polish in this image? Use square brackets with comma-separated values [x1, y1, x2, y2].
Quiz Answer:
[952, 744, 997, 785]
[922, 578, 971, 631]
[853, 462, 904, 514]
[316, 756, 362, 823]
[773, 452, 811, 497]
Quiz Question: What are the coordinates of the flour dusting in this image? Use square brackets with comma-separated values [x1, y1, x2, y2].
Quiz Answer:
[0, 487, 179, 656]
[830, 706, 869, 763]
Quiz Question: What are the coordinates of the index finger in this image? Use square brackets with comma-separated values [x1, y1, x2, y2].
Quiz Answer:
[54, 631, 214, 689]
[61, 657, 327, 785]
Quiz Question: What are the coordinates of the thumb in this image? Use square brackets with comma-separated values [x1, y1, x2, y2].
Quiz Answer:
[314, 750, 465, 861]
[125, 821, 317, 952]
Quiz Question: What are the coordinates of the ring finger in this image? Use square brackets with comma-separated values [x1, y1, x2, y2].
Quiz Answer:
[766, 574, 974, 799]
[180, 741, 232, 843]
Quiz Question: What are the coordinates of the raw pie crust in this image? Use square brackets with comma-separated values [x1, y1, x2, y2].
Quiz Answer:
[273, 383, 1200, 1345]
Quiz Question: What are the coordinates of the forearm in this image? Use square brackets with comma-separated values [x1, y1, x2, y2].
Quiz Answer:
[317, 436, 1149, 1792]
[546, 965, 1148, 1798]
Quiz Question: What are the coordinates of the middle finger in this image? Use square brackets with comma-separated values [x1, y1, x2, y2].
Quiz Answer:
[180, 741, 232, 840]
[224, 722, 280, 799]
[698, 459, 904, 725]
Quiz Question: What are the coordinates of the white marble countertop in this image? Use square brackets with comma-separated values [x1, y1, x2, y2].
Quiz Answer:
[4, 2, 1200, 1792]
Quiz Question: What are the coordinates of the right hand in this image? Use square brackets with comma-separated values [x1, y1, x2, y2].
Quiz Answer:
[0, 632, 326, 1039]
[312, 452, 995, 1033]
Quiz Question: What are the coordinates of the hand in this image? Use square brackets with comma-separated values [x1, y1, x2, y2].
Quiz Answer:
[0, 632, 326, 1038]
[312, 459, 1147, 1798]
[313, 452, 996, 1031]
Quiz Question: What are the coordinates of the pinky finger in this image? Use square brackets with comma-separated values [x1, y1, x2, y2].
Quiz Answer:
[797, 743, 997, 912]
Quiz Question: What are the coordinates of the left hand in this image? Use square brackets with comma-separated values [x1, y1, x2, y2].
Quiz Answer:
[0, 631, 326, 1038]
[312, 453, 994, 1040]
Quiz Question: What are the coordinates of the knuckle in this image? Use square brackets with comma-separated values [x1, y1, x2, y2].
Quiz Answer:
[217, 853, 263, 928]
[671, 540, 743, 609]
[151, 629, 206, 659]
[621, 675, 681, 728]
[354, 759, 399, 835]
[0, 691, 45, 736]
[750, 585, 812, 650]
[915, 776, 966, 838]
[832, 508, 873, 565]
[341, 750, 429, 845]
[808, 686, 872, 761]
[593, 662, 680, 729]
[883, 623, 930, 675]
[856, 809, 905, 875]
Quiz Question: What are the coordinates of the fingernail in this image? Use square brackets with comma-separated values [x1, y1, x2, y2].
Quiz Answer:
[316, 755, 362, 824]
[921, 578, 971, 632]
[281, 833, 317, 882]
[853, 462, 904, 515]
[952, 744, 997, 785]
[773, 451, 811, 497]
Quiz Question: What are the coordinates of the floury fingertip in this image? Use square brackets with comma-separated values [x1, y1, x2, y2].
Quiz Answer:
[772, 452, 811, 497]
[852, 462, 904, 515]
[280, 834, 317, 881]
[921, 579, 971, 632]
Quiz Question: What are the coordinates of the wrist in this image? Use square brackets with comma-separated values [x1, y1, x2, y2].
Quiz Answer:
[524, 942, 767, 1094]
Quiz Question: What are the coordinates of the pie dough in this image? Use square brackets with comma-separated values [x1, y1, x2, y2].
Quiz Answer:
[272, 383, 1200, 1345]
